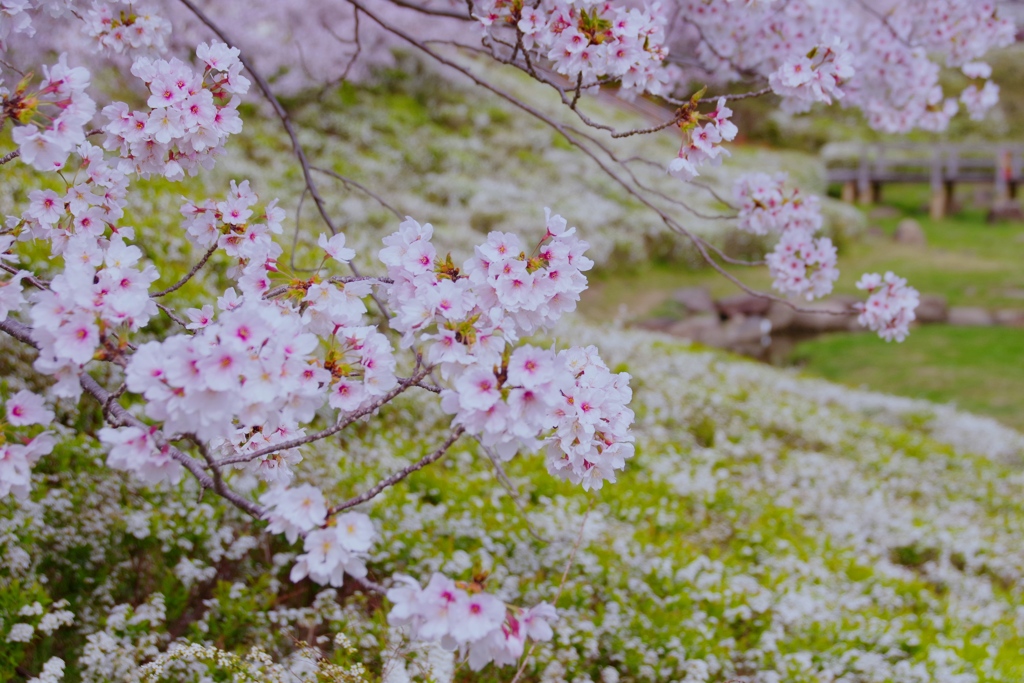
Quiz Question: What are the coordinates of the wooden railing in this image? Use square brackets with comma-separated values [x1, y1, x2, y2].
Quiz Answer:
[826, 143, 1024, 219]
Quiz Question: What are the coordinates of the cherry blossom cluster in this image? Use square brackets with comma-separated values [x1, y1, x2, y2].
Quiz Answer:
[4, 54, 96, 172]
[472, 0, 671, 95]
[29, 233, 159, 397]
[734, 172, 837, 302]
[379, 212, 634, 487]
[854, 272, 920, 342]
[679, 0, 1014, 133]
[124, 299, 325, 453]
[261, 484, 374, 588]
[387, 572, 557, 670]
[82, 1, 171, 55]
[101, 42, 249, 180]
[441, 342, 634, 489]
[380, 211, 591, 357]
[17, 140, 130, 245]
[668, 97, 737, 181]
[179, 179, 285, 296]
[98, 424, 182, 485]
[960, 62, 1001, 121]
[734, 172, 823, 236]
[260, 484, 328, 543]
[289, 511, 375, 587]
[0, 0, 170, 60]
[768, 36, 855, 113]
[0, 390, 55, 500]
[764, 229, 838, 301]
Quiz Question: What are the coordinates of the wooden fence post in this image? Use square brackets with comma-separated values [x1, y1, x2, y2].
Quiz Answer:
[930, 147, 947, 221]
[995, 147, 1011, 204]
[857, 146, 873, 206]
[841, 180, 857, 203]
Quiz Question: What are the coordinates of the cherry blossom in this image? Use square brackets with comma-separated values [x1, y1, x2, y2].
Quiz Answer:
[766, 231, 838, 301]
[769, 36, 855, 113]
[0, 432, 55, 500]
[5, 53, 95, 172]
[854, 272, 920, 342]
[735, 173, 824, 237]
[289, 512, 374, 587]
[669, 98, 737, 182]
[98, 425, 183, 485]
[5, 389, 54, 426]
[82, 1, 171, 55]
[387, 571, 557, 671]
[259, 484, 328, 544]
[101, 42, 249, 180]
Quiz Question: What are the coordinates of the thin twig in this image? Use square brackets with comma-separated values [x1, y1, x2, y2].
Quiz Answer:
[509, 499, 594, 683]
[212, 367, 432, 467]
[176, 0, 341, 237]
[327, 426, 465, 515]
[0, 317, 266, 519]
[151, 243, 218, 297]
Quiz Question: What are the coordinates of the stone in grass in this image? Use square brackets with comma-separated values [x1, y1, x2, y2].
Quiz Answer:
[634, 317, 677, 333]
[915, 295, 948, 324]
[947, 306, 994, 326]
[668, 314, 726, 346]
[994, 309, 1024, 327]
[865, 225, 888, 240]
[671, 286, 716, 315]
[766, 300, 796, 333]
[723, 315, 771, 347]
[893, 218, 926, 246]
[716, 293, 771, 319]
[789, 296, 860, 333]
[868, 205, 900, 220]
[986, 201, 1024, 224]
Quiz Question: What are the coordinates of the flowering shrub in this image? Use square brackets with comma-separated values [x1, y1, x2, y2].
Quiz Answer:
[0, 0, 1018, 679]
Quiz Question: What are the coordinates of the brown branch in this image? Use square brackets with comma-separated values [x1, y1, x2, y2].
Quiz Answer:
[155, 301, 190, 329]
[0, 317, 266, 519]
[0, 262, 50, 290]
[151, 243, 218, 297]
[261, 275, 391, 301]
[0, 128, 103, 166]
[176, 0, 340, 237]
[310, 166, 403, 219]
[327, 425, 465, 515]
[212, 367, 432, 467]
[384, 0, 473, 20]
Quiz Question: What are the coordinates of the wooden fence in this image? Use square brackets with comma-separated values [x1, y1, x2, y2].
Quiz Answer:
[826, 143, 1024, 219]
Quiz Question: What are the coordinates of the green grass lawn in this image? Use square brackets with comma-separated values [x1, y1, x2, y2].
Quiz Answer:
[580, 183, 1024, 430]
[790, 326, 1024, 430]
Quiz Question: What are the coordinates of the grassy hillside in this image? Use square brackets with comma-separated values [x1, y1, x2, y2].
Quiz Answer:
[2, 59, 1023, 681]
[581, 181, 1024, 429]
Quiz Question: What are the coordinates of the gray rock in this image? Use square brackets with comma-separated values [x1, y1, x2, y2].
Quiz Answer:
[894, 218, 926, 246]
[766, 301, 796, 333]
[947, 306, 994, 326]
[634, 317, 677, 333]
[986, 201, 1024, 224]
[716, 294, 771, 319]
[723, 315, 772, 347]
[994, 309, 1024, 327]
[915, 295, 948, 324]
[789, 296, 859, 332]
[868, 206, 900, 220]
[667, 314, 725, 346]
[866, 225, 888, 240]
[671, 286, 716, 314]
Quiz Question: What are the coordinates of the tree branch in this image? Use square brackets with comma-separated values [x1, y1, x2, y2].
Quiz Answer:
[327, 425, 465, 515]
